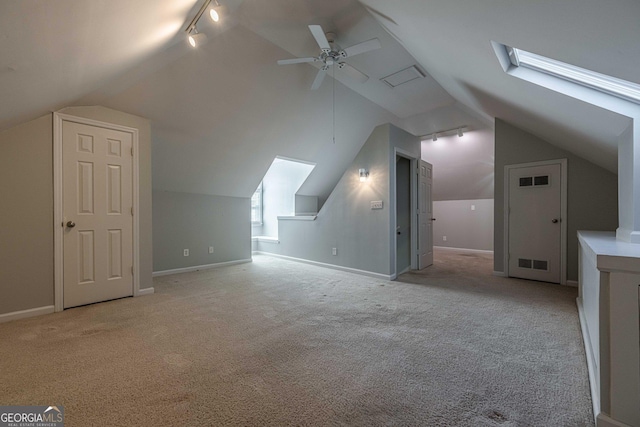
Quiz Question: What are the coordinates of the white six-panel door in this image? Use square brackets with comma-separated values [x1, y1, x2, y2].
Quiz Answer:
[418, 160, 433, 269]
[62, 121, 134, 308]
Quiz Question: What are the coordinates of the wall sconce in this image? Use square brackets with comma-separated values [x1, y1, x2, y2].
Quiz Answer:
[359, 168, 369, 182]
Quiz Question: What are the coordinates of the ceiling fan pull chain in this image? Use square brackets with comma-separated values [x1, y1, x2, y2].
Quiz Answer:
[333, 65, 336, 144]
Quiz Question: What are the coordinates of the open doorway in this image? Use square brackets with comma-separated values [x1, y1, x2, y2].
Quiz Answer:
[392, 150, 432, 278]
[396, 155, 412, 274]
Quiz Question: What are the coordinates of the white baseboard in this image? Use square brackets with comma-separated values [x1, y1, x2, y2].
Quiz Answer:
[137, 287, 155, 296]
[596, 413, 632, 427]
[153, 259, 252, 277]
[434, 246, 494, 255]
[565, 280, 579, 288]
[577, 297, 600, 420]
[493, 271, 506, 277]
[255, 251, 393, 280]
[0, 305, 55, 324]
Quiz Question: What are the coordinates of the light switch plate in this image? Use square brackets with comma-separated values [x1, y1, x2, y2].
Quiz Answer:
[371, 201, 383, 210]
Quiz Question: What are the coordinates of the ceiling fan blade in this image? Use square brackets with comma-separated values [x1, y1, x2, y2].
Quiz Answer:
[311, 68, 327, 90]
[277, 57, 317, 65]
[341, 38, 381, 58]
[308, 25, 331, 52]
[339, 63, 369, 83]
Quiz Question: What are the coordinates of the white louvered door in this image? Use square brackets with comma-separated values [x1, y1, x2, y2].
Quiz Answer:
[63, 121, 133, 308]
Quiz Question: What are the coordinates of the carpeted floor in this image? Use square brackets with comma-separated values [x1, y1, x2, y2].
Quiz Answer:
[0, 249, 593, 426]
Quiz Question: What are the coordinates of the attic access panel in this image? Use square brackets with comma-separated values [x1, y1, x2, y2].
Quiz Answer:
[381, 66, 425, 88]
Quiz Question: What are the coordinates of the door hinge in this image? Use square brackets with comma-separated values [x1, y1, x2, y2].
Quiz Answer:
[131, 266, 134, 275]
[131, 147, 134, 156]
[131, 207, 134, 216]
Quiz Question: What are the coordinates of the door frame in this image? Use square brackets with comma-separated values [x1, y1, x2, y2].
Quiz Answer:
[53, 113, 141, 312]
[390, 148, 419, 279]
[503, 159, 567, 285]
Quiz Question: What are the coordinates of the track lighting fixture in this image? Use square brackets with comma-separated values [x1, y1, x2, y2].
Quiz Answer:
[209, 1, 221, 22]
[421, 126, 469, 141]
[209, 8, 219, 22]
[185, 0, 222, 47]
[359, 168, 369, 182]
[188, 28, 206, 48]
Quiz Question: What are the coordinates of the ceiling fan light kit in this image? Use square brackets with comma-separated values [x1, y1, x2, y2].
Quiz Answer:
[277, 24, 382, 90]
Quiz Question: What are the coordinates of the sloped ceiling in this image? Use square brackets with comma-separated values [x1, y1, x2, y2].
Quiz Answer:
[1, 0, 635, 199]
[359, 0, 640, 172]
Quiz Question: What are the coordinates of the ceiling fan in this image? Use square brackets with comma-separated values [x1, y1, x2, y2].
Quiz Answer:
[277, 25, 382, 90]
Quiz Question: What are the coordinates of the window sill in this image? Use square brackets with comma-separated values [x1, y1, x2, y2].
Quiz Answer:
[277, 215, 317, 221]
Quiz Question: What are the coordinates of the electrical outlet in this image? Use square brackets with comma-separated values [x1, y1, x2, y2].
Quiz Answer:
[183, 249, 189, 256]
[443, 236, 447, 241]
[471, 205, 476, 211]
[208, 246, 214, 254]
[332, 248, 337, 256]
[370, 201, 383, 210]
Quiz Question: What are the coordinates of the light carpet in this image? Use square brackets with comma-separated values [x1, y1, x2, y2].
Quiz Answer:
[0, 250, 593, 426]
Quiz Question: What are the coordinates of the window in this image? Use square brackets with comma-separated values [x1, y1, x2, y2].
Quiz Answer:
[251, 182, 263, 225]
[505, 45, 640, 104]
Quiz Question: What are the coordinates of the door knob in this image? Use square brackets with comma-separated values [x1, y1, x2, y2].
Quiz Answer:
[431, 218, 436, 221]
[552, 218, 559, 223]
[66, 221, 76, 228]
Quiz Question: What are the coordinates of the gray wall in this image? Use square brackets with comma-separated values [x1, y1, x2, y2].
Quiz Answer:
[257, 124, 420, 276]
[295, 195, 318, 216]
[153, 191, 251, 272]
[0, 106, 153, 316]
[494, 119, 618, 281]
[421, 129, 494, 201]
[433, 199, 493, 251]
[0, 114, 54, 314]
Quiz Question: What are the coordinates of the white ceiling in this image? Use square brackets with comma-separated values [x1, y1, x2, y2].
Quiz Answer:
[1, 0, 637, 197]
[358, 0, 640, 172]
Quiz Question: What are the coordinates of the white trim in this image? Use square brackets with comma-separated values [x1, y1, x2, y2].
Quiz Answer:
[152, 259, 252, 277]
[434, 246, 494, 255]
[504, 159, 568, 285]
[53, 113, 141, 311]
[0, 306, 55, 324]
[254, 251, 393, 280]
[137, 287, 155, 296]
[493, 271, 506, 277]
[277, 215, 317, 221]
[508, 46, 640, 105]
[577, 297, 600, 420]
[252, 236, 280, 243]
[596, 413, 633, 427]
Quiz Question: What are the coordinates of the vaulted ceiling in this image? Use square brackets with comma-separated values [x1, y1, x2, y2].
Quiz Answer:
[1, 0, 637, 198]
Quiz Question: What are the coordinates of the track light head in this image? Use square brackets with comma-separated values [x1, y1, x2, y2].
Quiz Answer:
[458, 127, 464, 137]
[188, 29, 206, 48]
[432, 133, 437, 141]
[209, 7, 219, 22]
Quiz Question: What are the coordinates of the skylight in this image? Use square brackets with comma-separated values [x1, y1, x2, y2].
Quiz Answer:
[505, 45, 640, 104]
